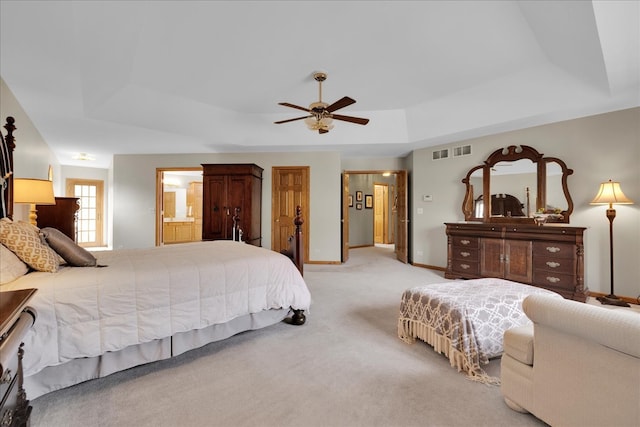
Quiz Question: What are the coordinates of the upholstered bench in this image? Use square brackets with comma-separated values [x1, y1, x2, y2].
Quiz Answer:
[398, 278, 559, 383]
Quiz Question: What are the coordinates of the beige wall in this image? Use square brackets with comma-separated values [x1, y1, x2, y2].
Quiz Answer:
[411, 107, 640, 299]
[112, 151, 342, 262]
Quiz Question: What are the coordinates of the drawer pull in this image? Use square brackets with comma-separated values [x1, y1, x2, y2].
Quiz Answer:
[460, 240, 470, 245]
[460, 264, 470, 270]
[546, 276, 561, 283]
[546, 261, 561, 268]
[460, 251, 471, 258]
[546, 246, 561, 253]
[0, 369, 12, 384]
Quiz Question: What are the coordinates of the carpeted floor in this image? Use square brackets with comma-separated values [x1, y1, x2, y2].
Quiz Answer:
[29, 245, 547, 427]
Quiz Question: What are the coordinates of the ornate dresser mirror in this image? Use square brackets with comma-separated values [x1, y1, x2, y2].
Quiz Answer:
[461, 145, 574, 223]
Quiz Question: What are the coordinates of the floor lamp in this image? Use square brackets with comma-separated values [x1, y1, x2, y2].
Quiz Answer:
[590, 179, 634, 307]
[13, 178, 56, 226]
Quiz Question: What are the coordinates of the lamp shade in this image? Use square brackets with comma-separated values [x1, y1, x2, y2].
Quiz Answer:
[13, 178, 56, 205]
[590, 180, 634, 206]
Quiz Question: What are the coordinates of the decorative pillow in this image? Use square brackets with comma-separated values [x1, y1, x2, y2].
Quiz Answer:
[0, 243, 29, 285]
[40, 227, 96, 267]
[0, 218, 59, 272]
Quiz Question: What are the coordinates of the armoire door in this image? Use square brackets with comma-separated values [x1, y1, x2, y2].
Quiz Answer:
[202, 176, 227, 240]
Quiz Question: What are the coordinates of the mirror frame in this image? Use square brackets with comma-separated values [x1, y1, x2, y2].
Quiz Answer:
[462, 145, 574, 223]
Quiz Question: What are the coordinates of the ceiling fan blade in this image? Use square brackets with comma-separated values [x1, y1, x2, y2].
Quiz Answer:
[274, 115, 311, 124]
[326, 96, 356, 113]
[331, 113, 370, 125]
[278, 102, 310, 113]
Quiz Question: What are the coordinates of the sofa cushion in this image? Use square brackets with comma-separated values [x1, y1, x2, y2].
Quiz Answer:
[503, 324, 534, 365]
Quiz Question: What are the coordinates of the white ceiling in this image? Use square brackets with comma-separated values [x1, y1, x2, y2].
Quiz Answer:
[1, 1, 638, 169]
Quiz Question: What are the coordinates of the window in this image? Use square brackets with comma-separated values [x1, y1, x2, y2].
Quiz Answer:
[66, 179, 104, 247]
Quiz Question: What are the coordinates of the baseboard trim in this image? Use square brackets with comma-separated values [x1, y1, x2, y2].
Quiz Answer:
[306, 260, 341, 265]
[412, 263, 446, 272]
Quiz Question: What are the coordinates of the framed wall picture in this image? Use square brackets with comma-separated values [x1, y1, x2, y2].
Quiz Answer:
[356, 191, 363, 202]
[356, 203, 363, 210]
[348, 194, 353, 207]
[365, 194, 373, 208]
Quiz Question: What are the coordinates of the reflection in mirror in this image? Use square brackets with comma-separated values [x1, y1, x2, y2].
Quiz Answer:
[545, 161, 567, 213]
[490, 159, 536, 217]
[470, 168, 483, 217]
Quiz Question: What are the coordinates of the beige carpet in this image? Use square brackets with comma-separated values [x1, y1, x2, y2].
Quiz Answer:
[29, 245, 547, 427]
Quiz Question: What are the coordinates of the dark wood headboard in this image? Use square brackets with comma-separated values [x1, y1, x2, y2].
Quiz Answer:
[1, 116, 16, 219]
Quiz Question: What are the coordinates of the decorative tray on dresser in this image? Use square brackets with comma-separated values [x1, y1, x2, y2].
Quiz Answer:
[0, 289, 37, 427]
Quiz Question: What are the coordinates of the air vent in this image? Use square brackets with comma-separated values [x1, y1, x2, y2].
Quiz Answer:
[453, 145, 472, 157]
[432, 148, 449, 160]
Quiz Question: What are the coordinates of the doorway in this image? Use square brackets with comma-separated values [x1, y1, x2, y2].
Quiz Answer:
[155, 168, 203, 245]
[271, 166, 310, 262]
[342, 170, 408, 263]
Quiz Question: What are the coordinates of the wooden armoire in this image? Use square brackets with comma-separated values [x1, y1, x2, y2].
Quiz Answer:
[201, 164, 263, 246]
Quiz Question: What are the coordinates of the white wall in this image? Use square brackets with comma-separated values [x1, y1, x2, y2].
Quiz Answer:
[411, 107, 640, 299]
[112, 151, 342, 262]
[1, 77, 59, 220]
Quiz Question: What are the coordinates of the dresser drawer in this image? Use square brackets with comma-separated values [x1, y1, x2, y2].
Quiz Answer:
[452, 236, 479, 249]
[533, 271, 576, 290]
[533, 242, 576, 259]
[452, 247, 479, 262]
[533, 257, 575, 275]
[451, 260, 479, 275]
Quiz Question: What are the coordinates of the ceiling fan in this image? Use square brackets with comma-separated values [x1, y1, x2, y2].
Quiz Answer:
[274, 72, 369, 134]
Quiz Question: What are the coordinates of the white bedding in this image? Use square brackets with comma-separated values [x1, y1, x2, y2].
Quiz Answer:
[2, 240, 311, 378]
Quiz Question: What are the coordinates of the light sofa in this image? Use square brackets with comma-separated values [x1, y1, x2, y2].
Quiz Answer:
[501, 294, 640, 427]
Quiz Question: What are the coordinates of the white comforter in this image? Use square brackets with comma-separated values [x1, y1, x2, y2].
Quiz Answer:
[3, 241, 311, 377]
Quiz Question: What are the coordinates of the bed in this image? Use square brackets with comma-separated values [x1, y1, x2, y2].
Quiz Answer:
[397, 278, 561, 384]
[0, 116, 311, 399]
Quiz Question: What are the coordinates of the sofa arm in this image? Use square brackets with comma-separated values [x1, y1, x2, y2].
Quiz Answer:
[503, 324, 534, 365]
[523, 294, 640, 358]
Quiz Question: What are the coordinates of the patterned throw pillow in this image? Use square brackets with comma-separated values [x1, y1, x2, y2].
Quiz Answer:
[0, 243, 29, 285]
[0, 218, 59, 273]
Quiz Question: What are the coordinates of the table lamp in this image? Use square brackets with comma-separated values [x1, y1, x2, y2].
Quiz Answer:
[13, 178, 56, 226]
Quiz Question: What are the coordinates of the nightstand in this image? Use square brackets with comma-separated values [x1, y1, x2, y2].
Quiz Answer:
[0, 289, 37, 427]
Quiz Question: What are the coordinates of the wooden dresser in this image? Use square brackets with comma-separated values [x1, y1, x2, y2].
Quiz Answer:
[0, 289, 37, 427]
[445, 222, 587, 302]
[36, 196, 80, 242]
[201, 164, 263, 246]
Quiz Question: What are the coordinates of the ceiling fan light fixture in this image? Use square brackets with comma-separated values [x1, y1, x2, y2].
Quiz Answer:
[305, 116, 334, 132]
[275, 71, 369, 133]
